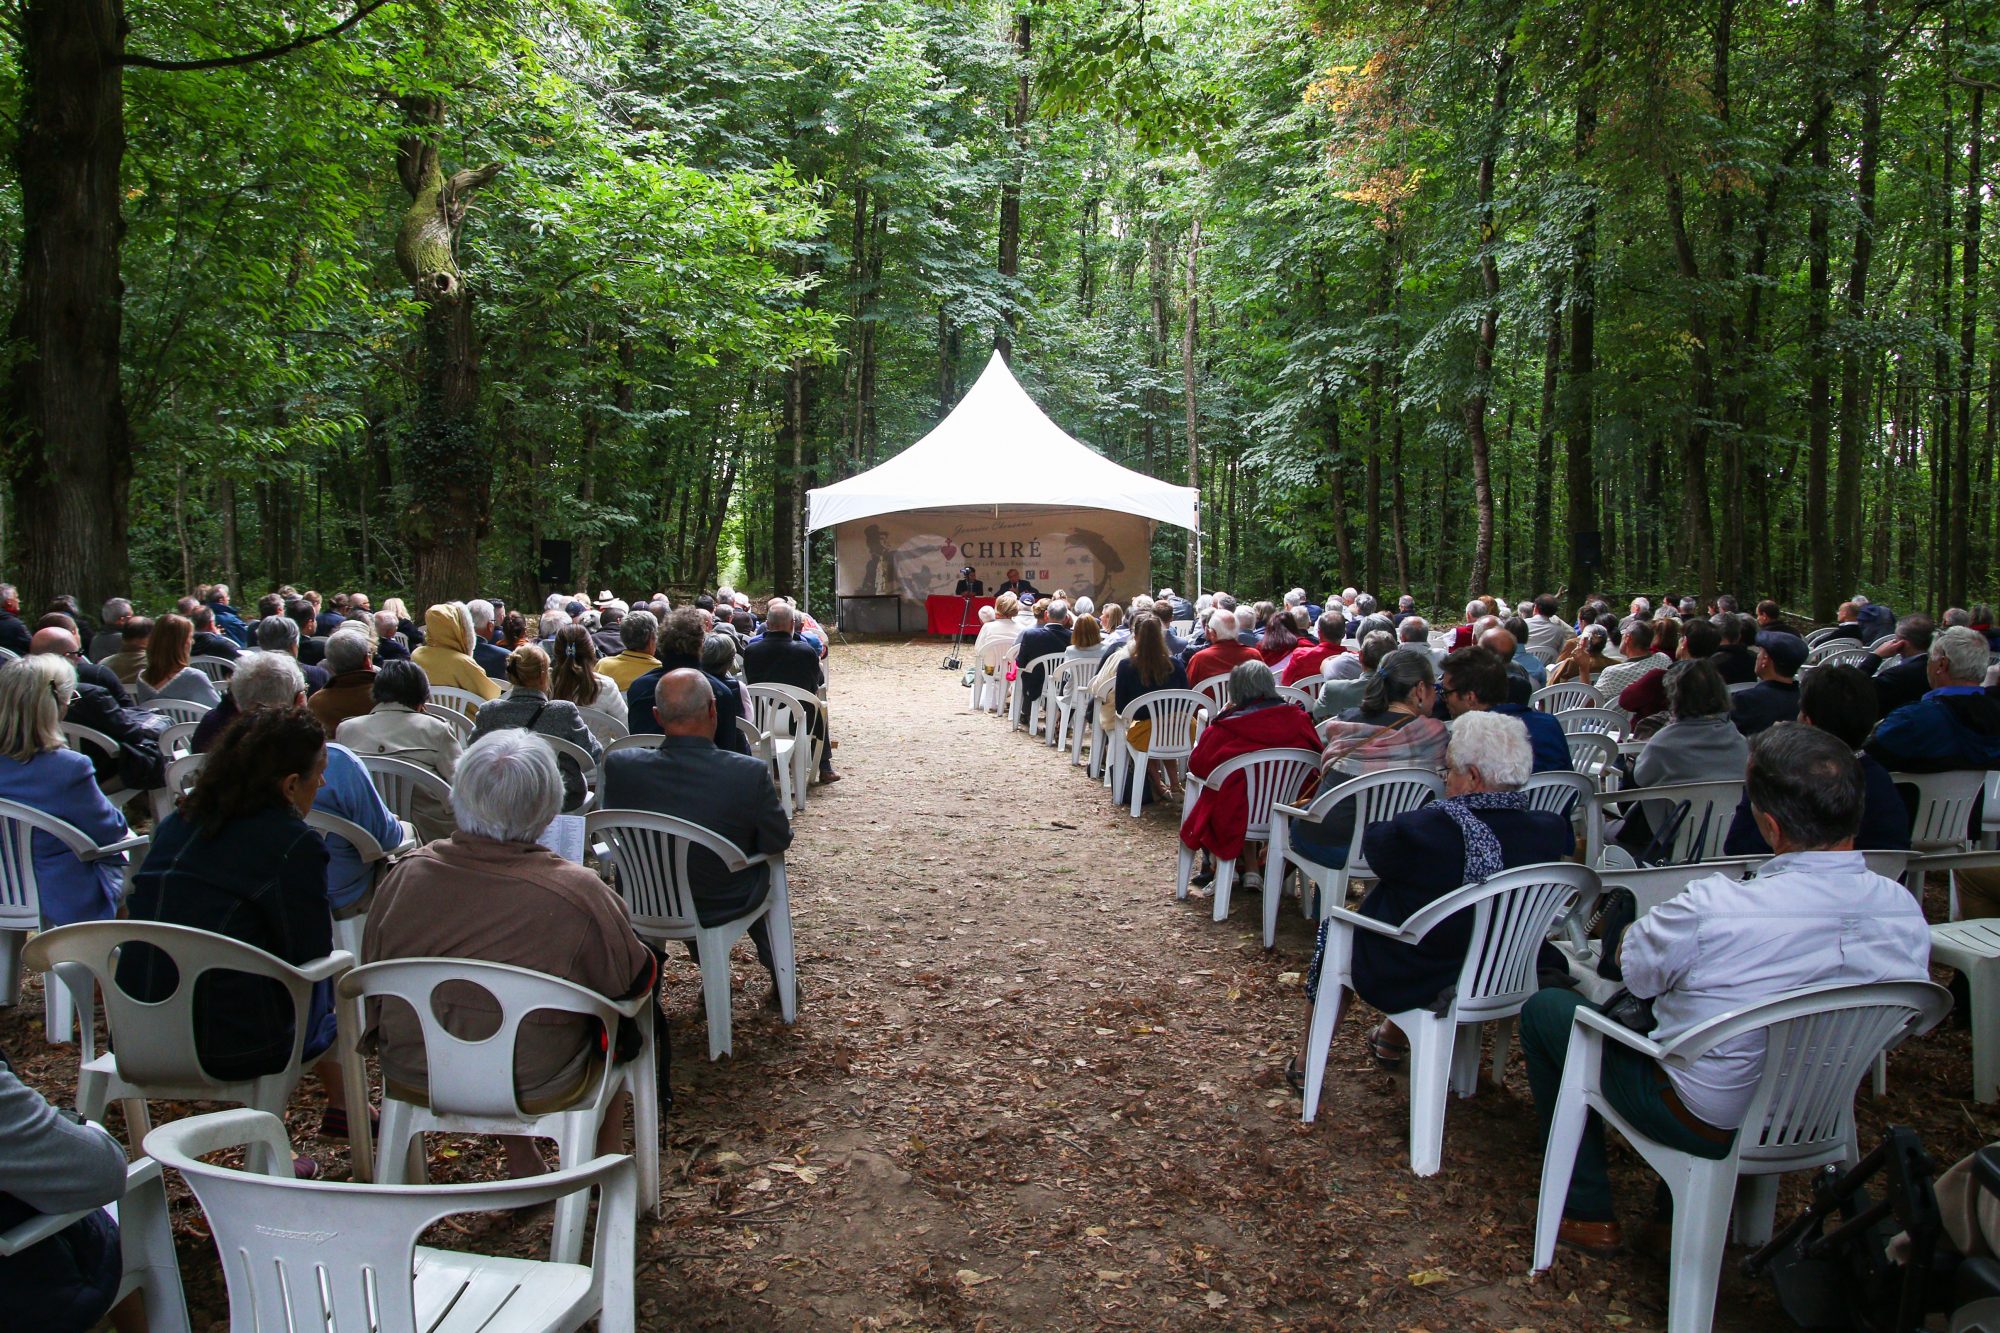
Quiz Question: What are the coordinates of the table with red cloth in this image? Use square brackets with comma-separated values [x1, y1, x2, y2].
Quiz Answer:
[926, 594, 995, 636]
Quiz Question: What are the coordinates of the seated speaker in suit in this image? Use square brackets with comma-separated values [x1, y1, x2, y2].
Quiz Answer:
[601, 669, 794, 1006]
[742, 602, 838, 784]
[954, 570, 985, 595]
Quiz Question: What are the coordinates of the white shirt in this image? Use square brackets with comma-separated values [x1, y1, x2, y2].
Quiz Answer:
[1595, 651, 1670, 701]
[1621, 851, 1930, 1128]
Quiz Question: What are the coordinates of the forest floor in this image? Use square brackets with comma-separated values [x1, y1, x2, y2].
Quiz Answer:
[5, 636, 1995, 1332]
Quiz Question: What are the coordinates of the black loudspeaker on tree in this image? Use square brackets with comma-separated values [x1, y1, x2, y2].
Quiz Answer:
[1572, 529, 1603, 570]
[538, 539, 574, 585]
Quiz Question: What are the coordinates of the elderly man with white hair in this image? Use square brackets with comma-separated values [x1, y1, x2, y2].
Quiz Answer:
[205, 651, 405, 917]
[462, 598, 508, 677]
[364, 728, 656, 1181]
[369, 608, 410, 662]
[1865, 625, 2000, 803]
[743, 601, 838, 784]
[1187, 608, 1257, 686]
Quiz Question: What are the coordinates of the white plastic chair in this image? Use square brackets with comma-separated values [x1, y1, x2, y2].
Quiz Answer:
[1808, 641, 1872, 669]
[1563, 731, 1621, 788]
[142, 697, 211, 726]
[24, 920, 354, 1173]
[1593, 778, 1745, 866]
[582, 710, 628, 746]
[0, 796, 147, 1042]
[157, 719, 199, 760]
[540, 734, 602, 813]
[428, 685, 488, 720]
[1048, 659, 1099, 761]
[1193, 673, 1233, 711]
[1275, 684, 1318, 711]
[306, 808, 415, 961]
[149, 752, 205, 824]
[187, 655, 236, 686]
[358, 753, 454, 830]
[1110, 689, 1209, 818]
[1555, 858, 1767, 1003]
[1930, 919, 2000, 1103]
[1531, 980, 1951, 1333]
[1892, 768, 1985, 857]
[337, 958, 659, 1266]
[732, 715, 777, 771]
[1523, 769, 1601, 867]
[423, 703, 475, 742]
[1909, 848, 2000, 922]
[744, 685, 810, 814]
[1532, 681, 1603, 713]
[146, 1107, 636, 1333]
[1302, 863, 1596, 1178]
[585, 810, 796, 1061]
[605, 732, 665, 756]
[57, 721, 145, 814]
[1174, 748, 1319, 923]
[1552, 706, 1628, 740]
[1016, 652, 1068, 739]
[0, 1156, 190, 1333]
[1985, 770, 1999, 850]
[1261, 767, 1445, 949]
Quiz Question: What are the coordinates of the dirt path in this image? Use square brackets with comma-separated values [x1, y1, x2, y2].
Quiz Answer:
[6, 638, 1992, 1331]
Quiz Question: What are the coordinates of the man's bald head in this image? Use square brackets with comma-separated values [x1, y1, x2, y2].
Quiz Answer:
[765, 602, 794, 633]
[1477, 626, 1517, 659]
[30, 627, 79, 659]
[654, 667, 717, 736]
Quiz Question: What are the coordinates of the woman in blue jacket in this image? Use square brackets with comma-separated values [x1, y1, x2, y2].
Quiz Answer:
[0, 656, 129, 926]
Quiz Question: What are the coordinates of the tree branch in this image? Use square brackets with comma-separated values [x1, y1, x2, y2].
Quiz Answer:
[123, 0, 392, 72]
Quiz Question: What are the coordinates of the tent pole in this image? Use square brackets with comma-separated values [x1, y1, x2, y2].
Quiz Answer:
[801, 526, 810, 616]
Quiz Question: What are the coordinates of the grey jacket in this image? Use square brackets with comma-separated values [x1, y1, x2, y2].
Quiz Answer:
[1632, 713, 1750, 833]
[471, 689, 602, 811]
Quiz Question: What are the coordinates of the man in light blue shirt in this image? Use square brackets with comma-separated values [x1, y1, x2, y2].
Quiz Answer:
[1522, 723, 1930, 1256]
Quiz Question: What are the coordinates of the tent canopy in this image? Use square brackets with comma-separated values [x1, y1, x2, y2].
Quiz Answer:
[805, 352, 1199, 533]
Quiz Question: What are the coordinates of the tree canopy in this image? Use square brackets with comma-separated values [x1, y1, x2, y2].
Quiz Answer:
[1, 0, 1994, 616]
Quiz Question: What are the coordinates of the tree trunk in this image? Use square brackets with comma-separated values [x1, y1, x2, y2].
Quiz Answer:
[394, 95, 500, 610]
[1931, 74, 1955, 603]
[1951, 66, 1982, 606]
[1462, 13, 1518, 596]
[1145, 216, 1168, 475]
[1182, 216, 1202, 586]
[1563, 17, 1600, 603]
[2, 0, 131, 613]
[1532, 294, 1561, 592]
[1805, 0, 1836, 619]
[1662, 171, 1718, 600]
[773, 357, 806, 596]
[995, 8, 1030, 360]
[1835, 0, 1880, 593]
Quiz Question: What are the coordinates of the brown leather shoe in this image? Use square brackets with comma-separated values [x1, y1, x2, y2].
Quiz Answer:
[1556, 1217, 1624, 1258]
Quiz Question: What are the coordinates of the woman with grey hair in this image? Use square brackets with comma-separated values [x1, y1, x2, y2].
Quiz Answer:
[472, 644, 602, 811]
[1289, 710, 1572, 1084]
[1179, 659, 1323, 893]
[362, 727, 655, 1182]
[1620, 657, 1748, 853]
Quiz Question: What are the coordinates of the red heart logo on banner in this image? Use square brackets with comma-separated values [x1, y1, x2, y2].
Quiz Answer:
[940, 541, 958, 560]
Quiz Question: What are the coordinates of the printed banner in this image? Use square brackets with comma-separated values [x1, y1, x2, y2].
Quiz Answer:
[834, 507, 1154, 609]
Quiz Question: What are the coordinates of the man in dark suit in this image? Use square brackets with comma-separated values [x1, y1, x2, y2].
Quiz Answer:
[625, 607, 748, 753]
[186, 605, 242, 661]
[1858, 613, 1935, 718]
[954, 570, 984, 596]
[1821, 602, 1866, 644]
[467, 600, 509, 677]
[1014, 602, 1072, 711]
[743, 602, 837, 784]
[1731, 634, 1805, 737]
[601, 669, 794, 1005]
[997, 568, 1040, 601]
[286, 600, 328, 667]
[1707, 613, 1760, 685]
[30, 628, 164, 789]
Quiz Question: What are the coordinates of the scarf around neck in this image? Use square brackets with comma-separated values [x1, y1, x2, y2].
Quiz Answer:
[1434, 789, 1530, 884]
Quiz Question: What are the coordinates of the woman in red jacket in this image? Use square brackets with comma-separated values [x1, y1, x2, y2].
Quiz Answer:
[1180, 659, 1323, 891]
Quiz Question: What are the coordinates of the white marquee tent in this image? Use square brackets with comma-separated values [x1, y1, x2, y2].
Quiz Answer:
[805, 352, 1199, 625]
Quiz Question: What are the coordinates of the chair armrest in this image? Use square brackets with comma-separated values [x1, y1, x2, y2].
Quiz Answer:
[1184, 772, 1210, 795]
[1572, 1005, 1667, 1060]
[389, 820, 419, 856]
[1321, 903, 1418, 943]
[1271, 802, 1313, 821]
[83, 833, 150, 861]
[0, 1204, 92, 1256]
[296, 949, 357, 983]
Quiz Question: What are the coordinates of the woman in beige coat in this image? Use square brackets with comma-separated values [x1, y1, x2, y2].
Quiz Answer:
[334, 659, 462, 841]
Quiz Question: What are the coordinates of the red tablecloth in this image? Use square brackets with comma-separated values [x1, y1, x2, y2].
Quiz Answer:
[926, 595, 995, 636]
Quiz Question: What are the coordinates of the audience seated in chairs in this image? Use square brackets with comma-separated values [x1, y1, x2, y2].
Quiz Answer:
[98, 617, 150, 688]
[362, 728, 656, 1180]
[1723, 663, 1908, 856]
[625, 608, 748, 753]
[599, 609, 661, 692]
[1617, 658, 1748, 852]
[1314, 630, 1395, 722]
[133, 613, 220, 710]
[743, 602, 837, 784]
[0, 1045, 146, 1333]
[334, 660, 462, 843]
[307, 628, 378, 735]
[1287, 710, 1570, 1087]
[1442, 645, 1572, 773]
[118, 706, 355, 1176]
[1547, 623, 1616, 686]
[472, 645, 602, 813]
[465, 598, 508, 677]
[1186, 609, 1257, 686]
[1282, 610, 1348, 686]
[1858, 612, 1937, 717]
[1522, 724, 1932, 1256]
[0, 657, 130, 928]
[1014, 600, 1074, 712]
[972, 592, 1024, 691]
[28, 628, 165, 793]
[410, 602, 501, 702]
[1286, 649, 1451, 870]
[1594, 620, 1668, 700]
[1111, 614, 1191, 805]
[223, 653, 402, 917]
[1616, 616, 1720, 733]
[601, 669, 794, 1010]
[1180, 661, 1323, 892]
[1729, 631, 1806, 737]
[549, 624, 629, 736]
[255, 610, 329, 697]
